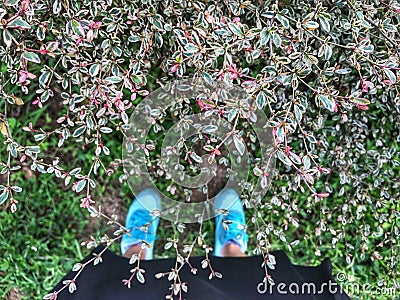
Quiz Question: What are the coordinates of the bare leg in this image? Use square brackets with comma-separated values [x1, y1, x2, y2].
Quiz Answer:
[221, 243, 246, 257]
[122, 243, 147, 259]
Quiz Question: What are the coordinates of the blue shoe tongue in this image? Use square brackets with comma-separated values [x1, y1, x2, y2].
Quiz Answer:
[223, 219, 248, 241]
[127, 209, 157, 243]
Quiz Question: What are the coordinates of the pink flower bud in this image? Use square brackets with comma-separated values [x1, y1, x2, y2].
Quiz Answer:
[18, 71, 27, 83]
[76, 37, 83, 46]
[92, 22, 102, 29]
[232, 17, 240, 23]
[21, 0, 30, 11]
[169, 63, 179, 73]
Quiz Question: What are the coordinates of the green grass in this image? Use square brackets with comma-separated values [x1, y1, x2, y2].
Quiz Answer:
[0, 173, 88, 299]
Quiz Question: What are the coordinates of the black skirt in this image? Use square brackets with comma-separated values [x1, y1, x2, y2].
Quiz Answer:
[51, 246, 351, 300]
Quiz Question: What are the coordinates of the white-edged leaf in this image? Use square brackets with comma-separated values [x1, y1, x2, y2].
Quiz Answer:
[71, 19, 85, 36]
[350, 97, 370, 105]
[256, 92, 266, 109]
[233, 134, 246, 156]
[72, 263, 82, 271]
[75, 179, 86, 193]
[22, 51, 41, 64]
[34, 134, 46, 141]
[277, 151, 292, 166]
[105, 76, 122, 84]
[136, 271, 145, 284]
[3, 29, 12, 47]
[324, 44, 332, 60]
[70, 167, 81, 175]
[383, 68, 396, 84]
[294, 104, 303, 121]
[7, 16, 31, 29]
[0, 190, 9, 205]
[306, 134, 317, 143]
[53, 0, 61, 14]
[73, 126, 86, 137]
[89, 64, 101, 77]
[276, 14, 289, 28]
[319, 17, 330, 32]
[100, 127, 113, 133]
[39, 71, 51, 85]
[228, 22, 243, 37]
[190, 152, 203, 163]
[43, 293, 56, 300]
[318, 94, 335, 112]
[304, 21, 319, 30]
[228, 108, 238, 122]
[272, 32, 281, 48]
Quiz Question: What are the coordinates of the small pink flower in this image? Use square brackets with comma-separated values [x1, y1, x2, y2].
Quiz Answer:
[355, 103, 369, 111]
[76, 37, 83, 46]
[314, 192, 329, 202]
[32, 97, 43, 108]
[232, 17, 240, 23]
[218, 64, 241, 81]
[360, 78, 374, 92]
[169, 63, 180, 74]
[91, 22, 102, 29]
[197, 99, 206, 111]
[197, 99, 214, 111]
[227, 64, 239, 80]
[19, 72, 27, 83]
[114, 92, 125, 110]
[208, 148, 221, 163]
[318, 192, 330, 198]
[18, 70, 36, 83]
[80, 196, 94, 209]
[20, 0, 30, 11]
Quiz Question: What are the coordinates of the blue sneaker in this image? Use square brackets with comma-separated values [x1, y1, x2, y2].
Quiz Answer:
[214, 188, 248, 257]
[121, 188, 161, 260]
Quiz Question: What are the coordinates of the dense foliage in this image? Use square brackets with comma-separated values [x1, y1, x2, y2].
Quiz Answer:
[1, 0, 399, 299]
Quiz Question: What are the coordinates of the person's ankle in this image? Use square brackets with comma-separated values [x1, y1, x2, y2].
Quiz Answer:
[221, 241, 246, 257]
[122, 243, 147, 259]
